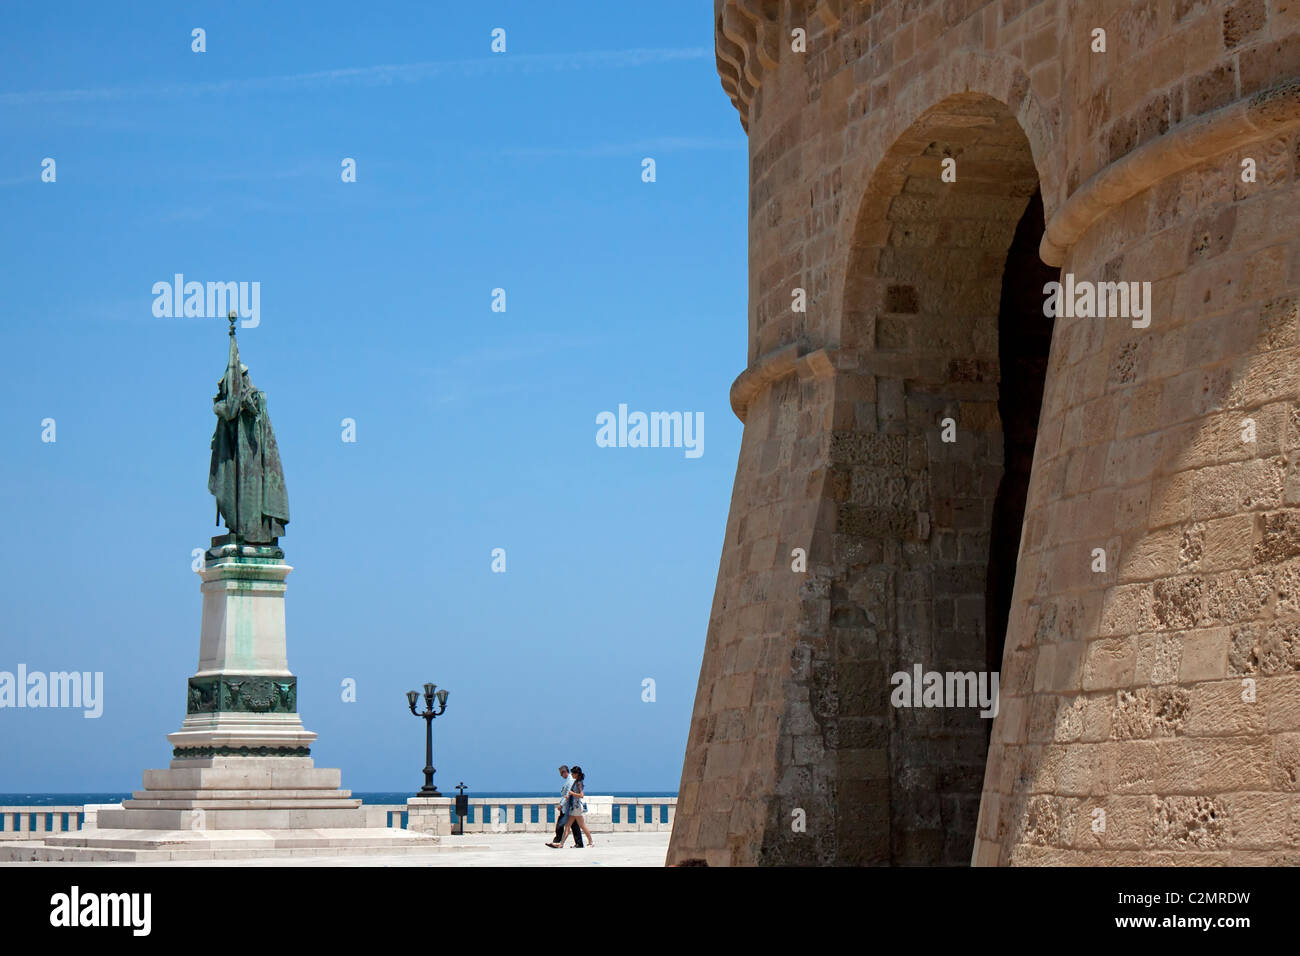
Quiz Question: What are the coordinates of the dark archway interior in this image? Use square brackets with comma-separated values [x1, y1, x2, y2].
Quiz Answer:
[986, 190, 1057, 678]
[824, 94, 1054, 866]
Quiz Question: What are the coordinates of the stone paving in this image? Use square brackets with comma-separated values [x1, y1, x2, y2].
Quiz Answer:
[3, 831, 670, 867]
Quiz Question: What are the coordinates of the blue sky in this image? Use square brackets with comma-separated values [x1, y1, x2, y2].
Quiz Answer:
[0, 2, 746, 793]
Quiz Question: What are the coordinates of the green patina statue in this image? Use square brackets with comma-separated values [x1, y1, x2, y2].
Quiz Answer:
[208, 313, 289, 543]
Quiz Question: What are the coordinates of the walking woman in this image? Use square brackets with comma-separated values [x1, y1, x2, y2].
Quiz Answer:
[559, 766, 595, 848]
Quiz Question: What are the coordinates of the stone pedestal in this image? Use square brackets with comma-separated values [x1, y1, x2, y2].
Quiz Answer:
[167, 540, 317, 757]
[31, 538, 440, 860]
[407, 797, 455, 835]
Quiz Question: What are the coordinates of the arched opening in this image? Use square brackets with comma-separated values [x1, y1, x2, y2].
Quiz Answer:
[826, 93, 1054, 864]
[986, 190, 1058, 678]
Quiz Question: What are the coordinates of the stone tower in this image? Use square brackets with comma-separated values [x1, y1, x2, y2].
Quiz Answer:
[669, 0, 1300, 866]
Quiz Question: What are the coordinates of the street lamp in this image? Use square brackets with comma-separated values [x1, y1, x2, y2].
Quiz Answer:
[406, 682, 449, 796]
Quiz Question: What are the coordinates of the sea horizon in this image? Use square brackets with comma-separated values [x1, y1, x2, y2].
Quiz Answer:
[0, 791, 679, 806]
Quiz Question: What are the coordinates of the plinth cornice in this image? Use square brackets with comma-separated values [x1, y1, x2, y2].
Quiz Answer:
[730, 343, 850, 422]
[1041, 81, 1300, 266]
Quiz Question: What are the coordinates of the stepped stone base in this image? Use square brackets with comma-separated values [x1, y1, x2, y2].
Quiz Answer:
[2, 754, 447, 861]
[3, 756, 443, 862]
[0, 828, 447, 863]
[98, 756, 372, 831]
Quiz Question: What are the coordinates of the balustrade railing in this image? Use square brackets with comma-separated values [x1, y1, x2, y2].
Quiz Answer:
[0, 796, 676, 839]
[0, 807, 85, 840]
[400, 795, 675, 835]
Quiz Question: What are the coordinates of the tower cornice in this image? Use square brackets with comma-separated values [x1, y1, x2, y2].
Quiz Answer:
[714, 0, 871, 131]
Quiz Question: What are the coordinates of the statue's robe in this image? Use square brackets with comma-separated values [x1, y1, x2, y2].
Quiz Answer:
[208, 357, 289, 543]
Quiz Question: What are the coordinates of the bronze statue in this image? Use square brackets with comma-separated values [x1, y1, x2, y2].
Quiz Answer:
[208, 313, 289, 543]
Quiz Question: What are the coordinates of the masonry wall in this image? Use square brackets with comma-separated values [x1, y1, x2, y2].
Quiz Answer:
[669, 0, 1300, 866]
[974, 122, 1300, 866]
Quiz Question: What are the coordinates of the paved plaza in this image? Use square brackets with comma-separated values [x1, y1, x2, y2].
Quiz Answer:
[2, 831, 671, 867]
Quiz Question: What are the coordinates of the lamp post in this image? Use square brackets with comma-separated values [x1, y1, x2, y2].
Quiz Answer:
[405, 683, 449, 796]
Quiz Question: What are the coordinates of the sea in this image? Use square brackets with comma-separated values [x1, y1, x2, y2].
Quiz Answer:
[0, 792, 677, 806]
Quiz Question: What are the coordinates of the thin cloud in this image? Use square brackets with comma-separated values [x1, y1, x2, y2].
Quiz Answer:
[151, 194, 274, 223]
[0, 48, 710, 107]
[195, 162, 326, 183]
[502, 137, 743, 158]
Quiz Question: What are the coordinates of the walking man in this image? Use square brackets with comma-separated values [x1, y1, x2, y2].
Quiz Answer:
[546, 764, 583, 848]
